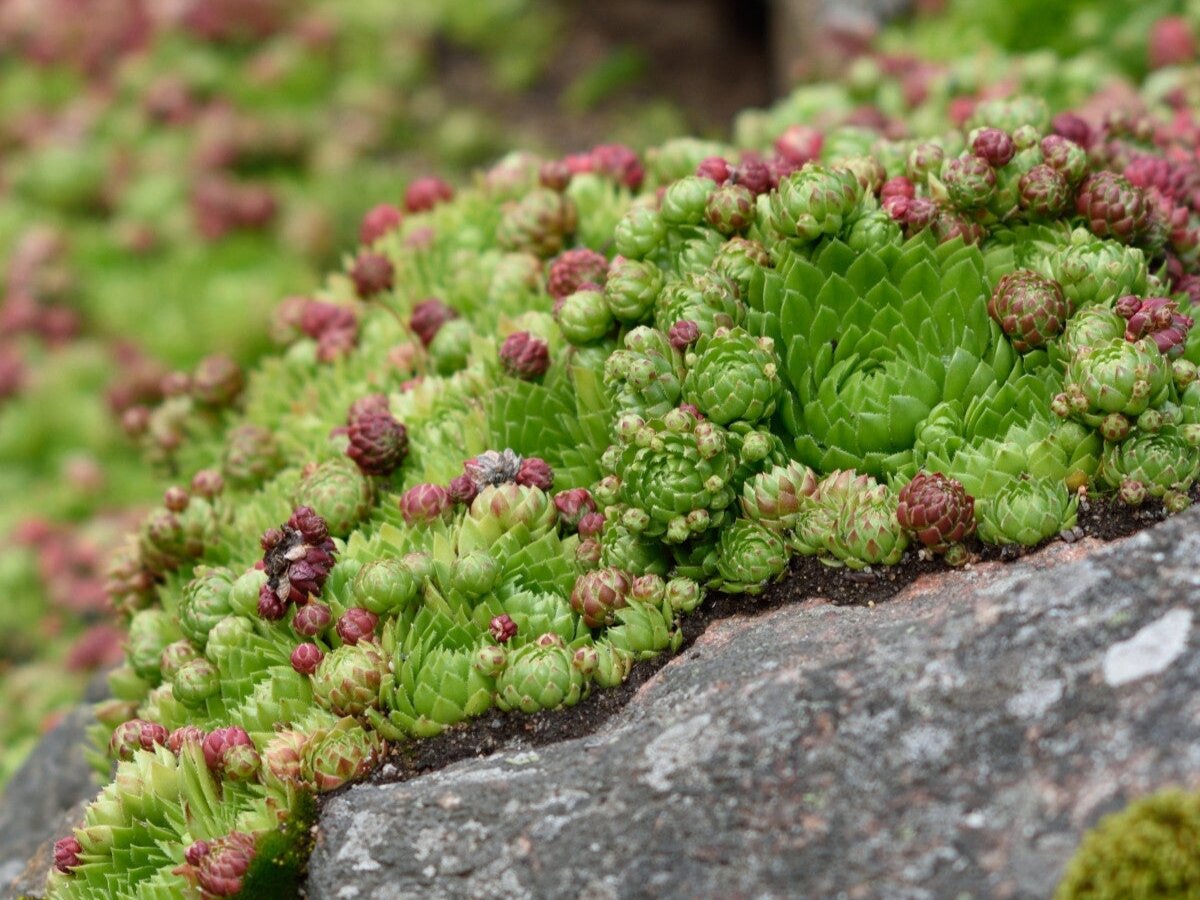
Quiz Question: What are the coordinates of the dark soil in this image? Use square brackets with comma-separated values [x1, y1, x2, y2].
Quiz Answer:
[325, 491, 1179, 799]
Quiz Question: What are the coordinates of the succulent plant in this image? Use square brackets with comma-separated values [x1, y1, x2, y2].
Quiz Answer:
[1075, 172, 1148, 245]
[756, 236, 1017, 477]
[302, 717, 385, 792]
[988, 269, 1069, 352]
[1059, 337, 1169, 426]
[712, 519, 788, 593]
[975, 476, 1078, 546]
[495, 633, 586, 714]
[1116, 296, 1194, 359]
[312, 643, 388, 717]
[681, 327, 782, 425]
[604, 327, 686, 419]
[896, 472, 976, 553]
[346, 405, 409, 476]
[497, 188, 577, 257]
[41, 30, 1200, 898]
[1038, 233, 1147, 310]
[764, 164, 862, 243]
[654, 271, 744, 338]
[1099, 426, 1200, 505]
[604, 256, 664, 324]
[613, 410, 738, 543]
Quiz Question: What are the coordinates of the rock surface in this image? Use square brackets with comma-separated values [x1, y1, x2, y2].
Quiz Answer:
[308, 507, 1200, 900]
[0, 681, 104, 896]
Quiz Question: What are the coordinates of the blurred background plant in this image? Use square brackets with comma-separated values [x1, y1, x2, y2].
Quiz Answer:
[0, 0, 774, 784]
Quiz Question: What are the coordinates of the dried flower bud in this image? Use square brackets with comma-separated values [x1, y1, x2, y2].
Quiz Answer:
[489, 614, 518, 643]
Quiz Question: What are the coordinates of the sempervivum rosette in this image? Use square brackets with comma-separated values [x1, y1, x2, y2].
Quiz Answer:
[1116, 295, 1194, 359]
[763, 163, 863, 244]
[711, 519, 788, 594]
[653, 270, 745, 338]
[345, 402, 409, 476]
[1056, 337, 1170, 435]
[496, 188, 577, 258]
[681, 327, 782, 425]
[293, 459, 373, 537]
[383, 643, 497, 737]
[302, 717, 385, 792]
[975, 475, 1078, 546]
[917, 369, 1101, 499]
[896, 472, 976, 556]
[311, 642, 389, 717]
[791, 471, 909, 570]
[611, 407, 738, 544]
[494, 633, 587, 714]
[1053, 306, 1127, 365]
[750, 235, 1018, 478]
[603, 327, 686, 419]
[1035, 230, 1148, 310]
[1099, 426, 1200, 509]
[740, 459, 819, 532]
[987, 270, 1069, 352]
[1075, 171, 1149, 245]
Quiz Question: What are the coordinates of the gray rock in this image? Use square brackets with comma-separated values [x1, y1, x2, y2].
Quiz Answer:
[308, 508, 1200, 900]
[0, 678, 104, 898]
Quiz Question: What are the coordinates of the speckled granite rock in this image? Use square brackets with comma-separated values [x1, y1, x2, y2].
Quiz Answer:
[0, 679, 104, 898]
[308, 508, 1200, 900]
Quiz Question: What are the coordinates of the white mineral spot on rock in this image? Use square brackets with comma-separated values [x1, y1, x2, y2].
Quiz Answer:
[900, 724, 953, 764]
[413, 825, 451, 862]
[640, 712, 717, 792]
[1102, 608, 1193, 687]
[1006, 678, 1065, 719]
[506, 751, 541, 766]
[334, 809, 386, 872]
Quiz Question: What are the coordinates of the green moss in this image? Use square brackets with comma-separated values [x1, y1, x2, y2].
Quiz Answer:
[1057, 790, 1200, 899]
[239, 790, 319, 897]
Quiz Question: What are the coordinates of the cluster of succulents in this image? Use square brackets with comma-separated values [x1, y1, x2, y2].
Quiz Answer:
[0, 0, 698, 785]
[25, 9, 1200, 899]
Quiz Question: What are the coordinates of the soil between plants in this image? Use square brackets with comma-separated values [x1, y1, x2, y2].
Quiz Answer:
[315, 490, 1184, 808]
